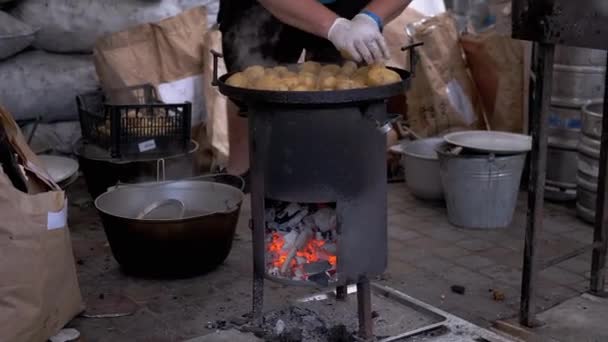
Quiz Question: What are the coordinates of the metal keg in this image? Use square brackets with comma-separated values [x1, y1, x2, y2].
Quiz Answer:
[555, 46, 608, 67]
[577, 101, 603, 223]
[546, 46, 607, 201]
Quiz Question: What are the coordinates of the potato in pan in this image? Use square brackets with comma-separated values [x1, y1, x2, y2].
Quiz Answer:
[225, 62, 402, 91]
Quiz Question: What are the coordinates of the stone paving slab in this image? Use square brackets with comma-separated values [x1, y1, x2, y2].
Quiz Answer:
[66, 179, 596, 341]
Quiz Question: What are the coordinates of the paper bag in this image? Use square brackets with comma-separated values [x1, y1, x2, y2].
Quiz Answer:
[93, 7, 208, 125]
[0, 107, 83, 342]
[406, 13, 486, 137]
[460, 30, 525, 133]
[202, 26, 230, 168]
[384, 7, 425, 70]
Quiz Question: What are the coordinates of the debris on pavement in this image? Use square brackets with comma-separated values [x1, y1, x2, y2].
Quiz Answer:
[451, 285, 466, 295]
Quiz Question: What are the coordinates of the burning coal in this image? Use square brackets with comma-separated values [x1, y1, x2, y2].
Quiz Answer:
[265, 199, 338, 286]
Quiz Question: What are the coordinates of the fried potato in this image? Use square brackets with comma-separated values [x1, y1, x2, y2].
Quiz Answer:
[272, 66, 290, 76]
[282, 75, 300, 89]
[341, 61, 358, 76]
[298, 72, 317, 88]
[367, 66, 401, 86]
[340, 49, 355, 61]
[226, 72, 249, 88]
[243, 65, 265, 80]
[264, 68, 280, 78]
[299, 61, 321, 74]
[252, 75, 280, 90]
[353, 66, 370, 79]
[318, 75, 337, 90]
[335, 79, 356, 90]
[320, 64, 341, 76]
[292, 85, 312, 91]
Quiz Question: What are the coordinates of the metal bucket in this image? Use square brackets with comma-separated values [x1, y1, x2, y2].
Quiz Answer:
[576, 101, 604, 223]
[437, 144, 526, 229]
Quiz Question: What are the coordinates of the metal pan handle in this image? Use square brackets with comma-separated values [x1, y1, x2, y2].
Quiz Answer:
[401, 42, 424, 76]
[210, 49, 223, 86]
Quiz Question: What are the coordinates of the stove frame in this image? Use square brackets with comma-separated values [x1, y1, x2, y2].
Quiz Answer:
[512, 0, 608, 327]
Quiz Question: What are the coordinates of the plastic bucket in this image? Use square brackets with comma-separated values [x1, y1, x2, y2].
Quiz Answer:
[437, 144, 526, 229]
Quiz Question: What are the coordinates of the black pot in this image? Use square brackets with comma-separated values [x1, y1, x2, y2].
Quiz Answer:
[94, 177, 244, 278]
[74, 139, 198, 199]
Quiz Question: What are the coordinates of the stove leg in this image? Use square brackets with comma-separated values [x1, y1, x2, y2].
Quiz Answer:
[589, 56, 608, 297]
[252, 272, 264, 324]
[336, 285, 348, 301]
[519, 42, 554, 328]
[357, 278, 373, 341]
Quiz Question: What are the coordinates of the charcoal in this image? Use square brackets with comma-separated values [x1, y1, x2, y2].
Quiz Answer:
[283, 230, 299, 249]
[312, 207, 337, 232]
[229, 316, 249, 326]
[303, 261, 332, 275]
[327, 324, 355, 342]
[275, 319, 286, 335]
[451, 285, 466, 295]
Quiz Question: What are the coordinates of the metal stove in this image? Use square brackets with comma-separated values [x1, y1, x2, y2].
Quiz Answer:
[212, 45, 420, 340]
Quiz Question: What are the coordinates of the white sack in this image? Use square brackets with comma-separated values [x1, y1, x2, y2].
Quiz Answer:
[11, 0, 219, 53]
[22, 121, 81, 155]
[0, 10, 36, 59]
[0, 50, 99, 122]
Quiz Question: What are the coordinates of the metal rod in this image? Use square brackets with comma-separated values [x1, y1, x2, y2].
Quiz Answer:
[249, 110, 270, 324]
[336, 285, 348, 301]
[590, 56, 608, 295]
[519, 43, 554, 327]
[357, 278, 373, 340]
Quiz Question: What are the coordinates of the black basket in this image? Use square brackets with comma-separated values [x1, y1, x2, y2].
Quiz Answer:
[77, 85, 192, 158]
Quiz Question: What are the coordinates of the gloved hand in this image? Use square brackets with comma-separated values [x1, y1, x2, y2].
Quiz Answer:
[327, 14, 390, 64]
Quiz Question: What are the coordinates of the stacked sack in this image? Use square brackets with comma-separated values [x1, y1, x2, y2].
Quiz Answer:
[0, 0, 218, 153]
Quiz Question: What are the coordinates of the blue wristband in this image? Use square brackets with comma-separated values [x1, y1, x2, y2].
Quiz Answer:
[360, 9, 383, 31]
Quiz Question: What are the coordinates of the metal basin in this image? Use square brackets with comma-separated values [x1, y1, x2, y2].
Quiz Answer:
[401, 138, 444, 200]
[95, 178, 244, 277]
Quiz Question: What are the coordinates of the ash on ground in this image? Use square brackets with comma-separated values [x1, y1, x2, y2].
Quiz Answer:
[232, 306, 355, 342]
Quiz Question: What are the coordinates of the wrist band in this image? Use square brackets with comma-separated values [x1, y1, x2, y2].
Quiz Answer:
[360, 9, 383, 31]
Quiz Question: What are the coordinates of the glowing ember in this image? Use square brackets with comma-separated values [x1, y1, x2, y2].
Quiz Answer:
[265, 200, 338, 284]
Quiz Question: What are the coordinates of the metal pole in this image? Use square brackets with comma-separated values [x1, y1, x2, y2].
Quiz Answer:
[357, 278, 373, 340]
[519, 43, 554, 327]
[249, 110, 271, 324]
[589, 57, 608, 296]
[336, 285, 348, 301]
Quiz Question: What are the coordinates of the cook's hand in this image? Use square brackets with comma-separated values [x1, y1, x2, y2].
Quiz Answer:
[327, 14, 390, 64]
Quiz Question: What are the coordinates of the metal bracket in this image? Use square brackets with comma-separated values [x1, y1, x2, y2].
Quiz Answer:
[401, 42, 424, 76]
[210, 49, 223, 86]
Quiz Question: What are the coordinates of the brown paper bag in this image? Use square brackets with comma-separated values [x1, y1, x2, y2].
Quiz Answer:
[384, 7, 425, 70]
[461, 30, 525, 133]
[202, 26, 230, 168]
[407, 13, 486, 137]
[0, 107, 83, 342]
[93, 6, 215, 172]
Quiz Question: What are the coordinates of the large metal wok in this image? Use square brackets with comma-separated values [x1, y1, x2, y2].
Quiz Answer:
[95, 175, 244, 277]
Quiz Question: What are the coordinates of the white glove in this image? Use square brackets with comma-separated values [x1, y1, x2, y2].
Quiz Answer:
[327, 14, 390, 64]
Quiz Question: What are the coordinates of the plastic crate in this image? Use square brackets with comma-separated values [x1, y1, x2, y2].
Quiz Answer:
[77, 85, 191, 158]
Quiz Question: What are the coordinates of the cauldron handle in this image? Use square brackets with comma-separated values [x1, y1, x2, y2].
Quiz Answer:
[210, 50, 223, 86]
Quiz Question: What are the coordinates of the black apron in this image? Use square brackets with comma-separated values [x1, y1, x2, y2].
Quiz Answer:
[218, 0, 371, 71]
